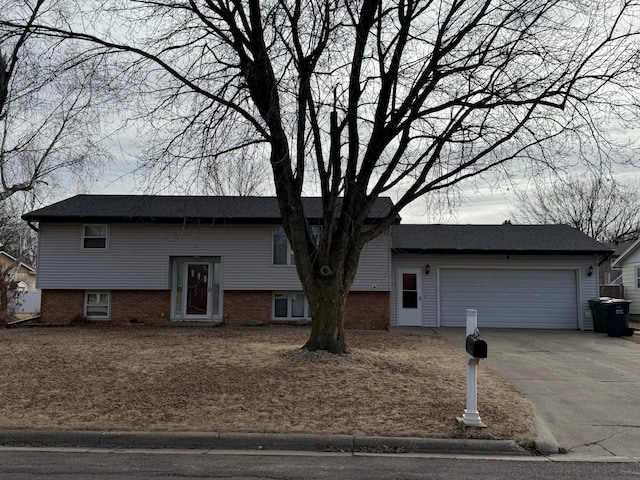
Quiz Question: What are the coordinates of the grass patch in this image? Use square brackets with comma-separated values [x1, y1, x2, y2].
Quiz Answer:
[0, 325, 534, 441]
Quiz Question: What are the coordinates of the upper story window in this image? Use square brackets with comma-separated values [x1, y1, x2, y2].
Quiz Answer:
[83, 224, 108, 249]
[273, 226, 291, 265]
[636, 267, 640, 289]
[272, 226, 321, 266]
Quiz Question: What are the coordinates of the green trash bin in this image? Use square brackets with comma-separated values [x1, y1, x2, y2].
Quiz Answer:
[589, 297, 611, 333]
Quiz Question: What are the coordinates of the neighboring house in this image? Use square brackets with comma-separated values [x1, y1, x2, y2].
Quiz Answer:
[0, 251, 40, 320]
[601, 240, 635, 284]
[599, 240, 634, 297]
[612, 239, 640, 317]
[23, 195, 612, 330]
[0, 251, 37, 292]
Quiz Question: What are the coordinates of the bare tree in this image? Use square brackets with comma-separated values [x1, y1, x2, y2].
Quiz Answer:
[203, 158, 268, 196]
[511, 173, 640, 243]
[0, 0, 110, 203]
[6, 0, 640, 352]
[0, 201, 36, 324]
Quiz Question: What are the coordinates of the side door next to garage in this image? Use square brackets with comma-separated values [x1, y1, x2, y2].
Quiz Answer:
[439, 268, 579, 329]
[396, 268, 423, 326]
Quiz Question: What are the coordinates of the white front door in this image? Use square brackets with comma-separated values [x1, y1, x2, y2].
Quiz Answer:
[397, 268, 422, 326]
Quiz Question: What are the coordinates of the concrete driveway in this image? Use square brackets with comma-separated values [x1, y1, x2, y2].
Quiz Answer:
[439, 328, 640, 458]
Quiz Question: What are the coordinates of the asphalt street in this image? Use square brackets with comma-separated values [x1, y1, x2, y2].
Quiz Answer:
[2, 448, 640, 480]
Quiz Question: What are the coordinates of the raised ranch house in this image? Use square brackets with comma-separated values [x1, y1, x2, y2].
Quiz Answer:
[23, 195, 612, 330]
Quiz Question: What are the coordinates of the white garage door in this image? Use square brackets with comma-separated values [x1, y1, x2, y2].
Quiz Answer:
[439, 269, 578, 328]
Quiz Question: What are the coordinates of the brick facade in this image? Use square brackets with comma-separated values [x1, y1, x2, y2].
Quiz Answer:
[223, 290, 273, 325]
[40, 289, 85, 324]
[344, 291, 390, 329]
[110, 291, 171, 324]
[40, 289, 171, 325]
[40, 288, 390, 329]
[223, 289, 389, 329]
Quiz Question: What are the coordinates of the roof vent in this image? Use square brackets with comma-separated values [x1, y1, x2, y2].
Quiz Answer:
[503, 220, 512, 225]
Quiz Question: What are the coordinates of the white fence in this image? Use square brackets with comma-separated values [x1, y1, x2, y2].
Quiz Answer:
[15, 291, 41, 315]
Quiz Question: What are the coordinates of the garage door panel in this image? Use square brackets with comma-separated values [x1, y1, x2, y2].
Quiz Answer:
[439, 269, 578, 328]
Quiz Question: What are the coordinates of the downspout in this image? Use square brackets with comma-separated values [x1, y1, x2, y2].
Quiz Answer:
[597, 254, 610, 268]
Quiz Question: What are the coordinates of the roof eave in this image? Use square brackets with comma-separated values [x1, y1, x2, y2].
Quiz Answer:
[612, 237, 640, 267]
[23, 215, 390, 224]
[391, 248, 613, 255]
[23, 216, 287, 224]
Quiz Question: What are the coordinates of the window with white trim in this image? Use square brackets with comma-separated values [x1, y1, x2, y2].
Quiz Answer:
[273, 226, 291, 265]
[85, 292, 110, 319]
[636, 267, 640, 289]
[272, 226, 321, 265]
[273, 292, 310, 319]
[83, 224, 108, 249]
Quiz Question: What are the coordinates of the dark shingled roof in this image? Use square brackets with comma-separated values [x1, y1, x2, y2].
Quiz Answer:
[392, 224, 612, 254]
[23, 195, 395, 224]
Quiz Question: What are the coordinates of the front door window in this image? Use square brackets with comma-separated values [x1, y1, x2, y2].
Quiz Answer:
[186, 264, 209, 315]
[402, 273, 418, 308]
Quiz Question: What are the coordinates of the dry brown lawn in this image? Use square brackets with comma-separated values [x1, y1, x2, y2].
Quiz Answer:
[0, 325, 535, 442]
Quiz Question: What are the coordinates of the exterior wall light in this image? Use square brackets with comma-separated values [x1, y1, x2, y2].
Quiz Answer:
[426, 264, 431, 275]
[588, 266, 594, 277]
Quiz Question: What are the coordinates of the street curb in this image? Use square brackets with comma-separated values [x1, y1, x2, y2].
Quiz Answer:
[531, 406, 561, 455]
[0, 430, 529, 455]
[100, 431, 220, 450]
[216, 432, 355, 451]
[353, 436, 528, 455]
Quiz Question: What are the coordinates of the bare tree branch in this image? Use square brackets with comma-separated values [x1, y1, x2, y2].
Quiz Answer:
[4, 0, 640, 351]
[512, 172, 640, 243]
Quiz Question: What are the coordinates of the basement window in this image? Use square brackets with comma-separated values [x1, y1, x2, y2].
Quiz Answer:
[273, 292, 310, 320]
[85, 292, 110, 320]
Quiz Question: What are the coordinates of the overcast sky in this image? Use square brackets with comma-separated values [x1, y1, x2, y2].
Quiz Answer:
[79, 164, 520, 225]
[84, 152, 640, 226]
[76, 124, 640, 226]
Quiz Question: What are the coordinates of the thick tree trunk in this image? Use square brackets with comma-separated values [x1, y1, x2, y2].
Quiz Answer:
[302, 282, 349, 353]
[0, 280, 8, 326]
[299, 232, 363, 354]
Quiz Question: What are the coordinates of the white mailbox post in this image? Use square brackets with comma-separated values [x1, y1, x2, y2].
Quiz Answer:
[460, 308, 487, 427]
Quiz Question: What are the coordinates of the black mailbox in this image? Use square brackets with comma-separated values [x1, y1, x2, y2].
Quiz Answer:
[466, 335, 488, 359]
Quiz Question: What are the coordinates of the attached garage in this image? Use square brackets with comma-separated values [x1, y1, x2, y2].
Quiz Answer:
[391, 224, 613, 330]
[439, 268, 579, 328]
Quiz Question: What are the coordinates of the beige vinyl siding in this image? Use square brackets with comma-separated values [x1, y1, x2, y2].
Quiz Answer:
[390, 253, 599, 329]
[36, 223, 391, 291]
